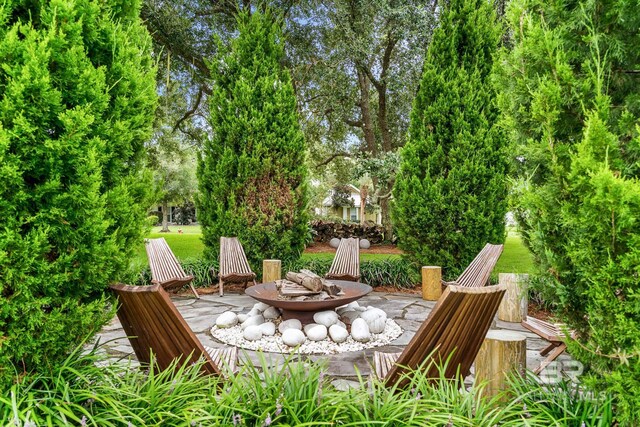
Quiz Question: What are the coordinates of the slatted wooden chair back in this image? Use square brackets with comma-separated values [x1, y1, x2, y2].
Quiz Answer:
[326, 238, 360, 282]
[110, 283, 220, 375]
[455, 243, 504, 287]
[384, 284, 506, 388]
[218, 237, 257, 296]
[145, 238, 199, 298]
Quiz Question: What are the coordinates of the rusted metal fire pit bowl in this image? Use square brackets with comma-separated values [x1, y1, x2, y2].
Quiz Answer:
[245, 280, 373, 324]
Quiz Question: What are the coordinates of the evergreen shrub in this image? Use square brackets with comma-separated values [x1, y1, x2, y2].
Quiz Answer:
[392, 0, 508, 279]
[0, 0, 156, 387]
[197, 10, 309, 273]
[496, 1, 640, 422]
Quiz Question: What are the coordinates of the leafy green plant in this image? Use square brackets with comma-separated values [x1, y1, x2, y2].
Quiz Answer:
[0, 0, 156, 388]
[133, 256, 419, 291]
[287, 257, 420, 289]
[132, 258, 218, 289]
[197, 9, 310, 276]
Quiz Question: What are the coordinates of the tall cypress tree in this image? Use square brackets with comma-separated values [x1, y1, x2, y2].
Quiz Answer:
[392, 0, 507, 278]
[496, 0, 640, 420]
[0, 0, 156, 385]
[197, 10, 309, 272]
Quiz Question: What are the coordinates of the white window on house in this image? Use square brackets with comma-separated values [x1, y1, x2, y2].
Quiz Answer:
[350, 207, 358, 221]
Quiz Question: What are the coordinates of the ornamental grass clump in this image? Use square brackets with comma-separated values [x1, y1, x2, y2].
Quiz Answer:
[0, 343, 617, 426]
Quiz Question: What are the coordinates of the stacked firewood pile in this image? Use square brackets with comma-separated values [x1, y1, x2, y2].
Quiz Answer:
[311, 220, 384, 243]
[276, 270, 344, 301]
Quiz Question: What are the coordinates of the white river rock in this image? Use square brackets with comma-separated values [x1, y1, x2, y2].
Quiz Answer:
[259, 322, 276, 336]
[282, 329, 306, 347]
[340, 310, 360, 322]
[215, 311, 238, 328]
[303, 323, 319, 334]
[253, 302, 271, 312]
[305, 324, 328, 341]
[351, 318, 371, 343]
[263, 306, 280, 320]
[241, 314, 264, 330]
[360, 308, 387, 334]
[367, 316, 386, 334]
[278, 319, 302, 334]
[243, 325, 263, 341]
[313, 311, 339, 327]
[328, 325, 349, 343]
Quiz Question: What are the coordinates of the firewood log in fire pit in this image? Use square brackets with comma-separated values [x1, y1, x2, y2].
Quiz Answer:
[276, 279, 319, 297]
[276, 270, 344, 300]
[285, 270, 323, 292]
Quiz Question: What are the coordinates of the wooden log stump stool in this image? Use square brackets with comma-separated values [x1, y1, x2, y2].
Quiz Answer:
[262, 259, 281, 283]
[421, 266, 442, 301]
[475, 330, 526, 399]
[498, 273, 529, 323]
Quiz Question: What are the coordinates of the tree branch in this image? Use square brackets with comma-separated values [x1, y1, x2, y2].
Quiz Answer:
[314, 151, 351, 169]
[344, 118, 364, 128]
[358, 62, 382, 91]
[173, 86, 204, 133]
[141, 5, 210, 78]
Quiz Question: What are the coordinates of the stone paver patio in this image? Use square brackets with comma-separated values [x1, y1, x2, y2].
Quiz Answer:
[96, 291, 574, 385]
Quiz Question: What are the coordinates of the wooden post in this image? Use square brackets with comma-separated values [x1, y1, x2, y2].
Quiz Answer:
[497, 273, 529, 322]
[475, 330, 526, 399]
[262, 259, 281, 284]
[421, 266, 442, 301]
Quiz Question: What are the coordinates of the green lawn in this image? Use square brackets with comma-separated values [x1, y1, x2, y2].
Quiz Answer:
[494, 231, 535, 275]
[134, 226, 535, 275]
[133, 226, 204, 267]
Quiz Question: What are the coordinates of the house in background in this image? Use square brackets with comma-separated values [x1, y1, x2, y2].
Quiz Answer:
[315, 184, 381, 224]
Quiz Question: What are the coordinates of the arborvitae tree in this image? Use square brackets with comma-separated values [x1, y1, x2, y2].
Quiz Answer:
[496, 1, 640, 421]
[0, 0, 156, 386]
[197, 11, 309, 272]
[392, 0, 507, 278]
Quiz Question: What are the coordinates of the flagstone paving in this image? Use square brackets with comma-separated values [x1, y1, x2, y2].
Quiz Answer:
[95, 291, 575, 385]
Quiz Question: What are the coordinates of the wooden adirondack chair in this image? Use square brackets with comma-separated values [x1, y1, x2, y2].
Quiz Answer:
[218, 237, 257, 297]
[326, 237, 360, 282]
[373, 284, 506, 388]
[145, 238, 199, 299]
[522, 316, 574, 374]
[442, 243, 504, 288]
[110, 283, 237, 375]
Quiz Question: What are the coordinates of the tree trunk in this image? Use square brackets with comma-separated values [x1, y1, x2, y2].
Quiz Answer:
[360, 184, 368, 224]
[161, 200, 170, 232]
[379, 194, 392, 242]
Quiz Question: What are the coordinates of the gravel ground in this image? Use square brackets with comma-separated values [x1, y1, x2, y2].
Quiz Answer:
[211, 318, 403, 355]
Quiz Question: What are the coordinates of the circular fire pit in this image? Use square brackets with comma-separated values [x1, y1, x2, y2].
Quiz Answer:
[246, 280, 372, 324]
